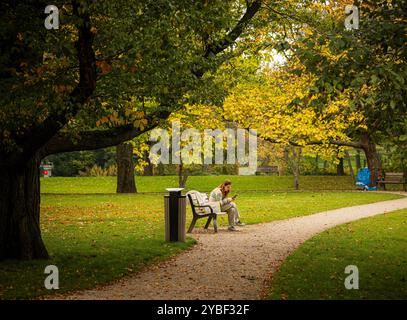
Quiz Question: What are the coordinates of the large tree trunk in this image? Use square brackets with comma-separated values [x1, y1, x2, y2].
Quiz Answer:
[361, 133, 381, 187]
[0, 155, 49, 260]
[116, 143, 137, 193]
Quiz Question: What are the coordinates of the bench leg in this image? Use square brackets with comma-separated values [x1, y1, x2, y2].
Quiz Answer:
[187, 217, 198, 233]
[213, 215, 218, 233]
[204, 216, 212, 229]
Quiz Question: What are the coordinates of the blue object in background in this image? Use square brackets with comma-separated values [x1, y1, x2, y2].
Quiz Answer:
[365, 185, 377, 191]
[356, 168, 377, 191]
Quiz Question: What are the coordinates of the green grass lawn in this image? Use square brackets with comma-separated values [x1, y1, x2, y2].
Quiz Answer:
[0, 176, 402, 299]
[41, 175, 359, 193]
[268, 209, 407, 300]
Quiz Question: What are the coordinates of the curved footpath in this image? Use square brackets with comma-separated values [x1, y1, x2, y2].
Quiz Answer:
[51, 192, 407, 300]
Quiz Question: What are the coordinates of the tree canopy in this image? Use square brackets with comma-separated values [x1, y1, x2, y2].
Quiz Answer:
[0, 0, 265, 260]
[0, 0, 265, 164]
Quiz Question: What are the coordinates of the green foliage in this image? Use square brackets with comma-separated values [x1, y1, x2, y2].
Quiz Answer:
[291, 0, 407, 142]
[380, 115, 407, 173]
[46, 148, 116, 176]
[381, 141, 407, 173]
[79, 164, 117, 177]
[0, 0, 262, 155]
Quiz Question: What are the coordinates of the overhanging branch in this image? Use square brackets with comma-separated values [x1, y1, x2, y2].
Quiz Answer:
[39, 109, 172, 157]
[39, 2, 264, 158]
[20, 0, 97, 159]
[204, 0, 262, 58]
[40, 125, 146, 157]
[264, 137, 363, 149]
[193, 0, 263, 77]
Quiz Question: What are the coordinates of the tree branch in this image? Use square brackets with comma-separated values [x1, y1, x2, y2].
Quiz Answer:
[204, 0, 262, 58]
[40, 126, 145, 157]
[39, 109, 173, 158]
[193, 0, 262, 77]
[264, 137, 363, 149]
[20, 0, 97, 160]
[39, 2, 264, 159]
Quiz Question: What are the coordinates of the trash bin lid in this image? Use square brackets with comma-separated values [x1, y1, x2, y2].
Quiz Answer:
[166, 188, 184, 192]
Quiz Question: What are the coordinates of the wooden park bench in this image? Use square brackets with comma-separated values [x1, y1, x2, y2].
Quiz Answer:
[186, 190, 227, 233]
[255, 165, 279, 175]
[377, 172, 406, 191]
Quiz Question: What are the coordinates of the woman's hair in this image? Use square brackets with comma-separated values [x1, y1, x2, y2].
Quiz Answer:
[218, 180, 232, 197]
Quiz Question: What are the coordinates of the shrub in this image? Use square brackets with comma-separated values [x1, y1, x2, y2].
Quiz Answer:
[79, 164, 118, 177]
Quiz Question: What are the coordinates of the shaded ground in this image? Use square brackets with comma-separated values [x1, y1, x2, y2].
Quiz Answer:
[49, 193, 407, 300]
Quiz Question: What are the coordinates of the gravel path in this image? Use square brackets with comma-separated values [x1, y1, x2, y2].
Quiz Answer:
[53, 193, 407, 300]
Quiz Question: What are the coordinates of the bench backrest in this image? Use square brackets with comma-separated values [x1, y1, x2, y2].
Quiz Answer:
[384, 172, 405, 182]
[187, 192, 198, 206]
[186, 191, 208, 205]
[186, 191, 209, 215]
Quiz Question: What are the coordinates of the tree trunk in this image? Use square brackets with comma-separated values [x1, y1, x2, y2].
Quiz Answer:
[284, 147, 289, 163]
[345, 150, 355, 182]
[355, 150, 361, 170]
[116, 142, 137, 193]
[0, 155, 49, 261]
[142, 149, 153, 176]
[178, 163, 189, 188]
[290, 146, 301, 190]
[157, 163, 165, 176]
[336, 157, 345, 176]
[361, 133, 381, 187]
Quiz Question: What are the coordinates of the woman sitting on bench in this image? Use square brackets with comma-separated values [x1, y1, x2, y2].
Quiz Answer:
[209, 180, 245, 231]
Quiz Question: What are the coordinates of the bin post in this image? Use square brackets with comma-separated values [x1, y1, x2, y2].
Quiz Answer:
[164, 188, 186, 242]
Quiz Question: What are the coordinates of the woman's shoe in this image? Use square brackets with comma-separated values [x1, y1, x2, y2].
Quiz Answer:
[228, 226, 238, 231]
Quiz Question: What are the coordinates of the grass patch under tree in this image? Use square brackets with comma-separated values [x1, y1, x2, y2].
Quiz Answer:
[41, 175, 358, 194]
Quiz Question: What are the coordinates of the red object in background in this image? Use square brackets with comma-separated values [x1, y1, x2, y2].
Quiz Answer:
[43, 170, 48, 175]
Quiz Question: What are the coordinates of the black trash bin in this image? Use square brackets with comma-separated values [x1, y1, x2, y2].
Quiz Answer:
[164, 188, 186, 242]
